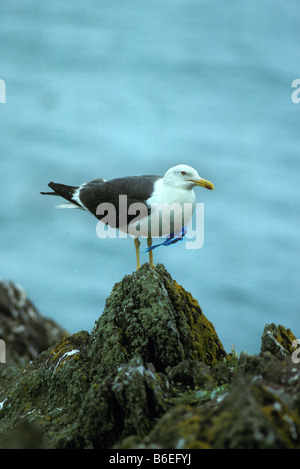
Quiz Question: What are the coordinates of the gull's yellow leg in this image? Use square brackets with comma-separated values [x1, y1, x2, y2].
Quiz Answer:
[134, 237, 141, 270]
[147, 237, 155, 268]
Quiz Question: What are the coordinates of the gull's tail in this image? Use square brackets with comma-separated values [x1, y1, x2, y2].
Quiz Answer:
[41, 182, 84, 210]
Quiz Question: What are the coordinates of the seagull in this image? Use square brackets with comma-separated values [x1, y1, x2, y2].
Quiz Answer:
[41, 164, 214, 269]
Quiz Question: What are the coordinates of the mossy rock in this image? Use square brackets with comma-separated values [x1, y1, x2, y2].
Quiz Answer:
[120, 363, 300, 450]
[0, 264, 226, 448]
[0, 331, 91, 448]
[2, 265, 299, 449]
[260, 323, 297, 359]
[88, 264, 226, 377]
[78, 357, 167, 449]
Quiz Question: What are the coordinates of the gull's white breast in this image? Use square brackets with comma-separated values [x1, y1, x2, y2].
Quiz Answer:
[126, 178, 196, 238]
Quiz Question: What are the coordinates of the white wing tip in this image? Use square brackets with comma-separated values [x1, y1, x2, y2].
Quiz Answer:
[55, 203, 83, 210]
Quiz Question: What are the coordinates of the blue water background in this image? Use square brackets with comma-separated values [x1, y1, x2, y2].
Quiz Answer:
[1, 0, 300, 355]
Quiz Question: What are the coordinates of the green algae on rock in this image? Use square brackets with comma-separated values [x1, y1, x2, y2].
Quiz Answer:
[0, 264, 227, 449]
[87, 264, 226, 378]
[260, 323, 297, 360]
[1, 265, 299, 449]
[0, 331, 91, 448]
[78, 356, 167, 449]
[120, 358, 300, 450]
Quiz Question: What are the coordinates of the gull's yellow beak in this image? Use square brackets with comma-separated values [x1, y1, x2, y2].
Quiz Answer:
[191, 178, 214, 190]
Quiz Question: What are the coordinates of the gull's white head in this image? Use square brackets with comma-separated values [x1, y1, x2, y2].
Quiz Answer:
[163, 164, 214, 191]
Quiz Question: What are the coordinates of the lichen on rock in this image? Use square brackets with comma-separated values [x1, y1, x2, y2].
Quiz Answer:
[260, 323, 297, 359]
[87, 264, 226, 378]
[0, 266, 299, 449]
[78, 356, 167, 449]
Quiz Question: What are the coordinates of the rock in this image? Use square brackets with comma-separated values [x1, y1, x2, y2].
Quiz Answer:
[78, 357, 167, 449]
[166, 360, 215, 390]
[0, 264, 226, 448]
[0, 331, 91, 449]
[0, 265, 299, 449]
[0, 279, 68, 366]
[121, 356, 300, 449]
[260, 323, 297, 360]
[0, 422, 47, 449]
[87, 264, 227, 378]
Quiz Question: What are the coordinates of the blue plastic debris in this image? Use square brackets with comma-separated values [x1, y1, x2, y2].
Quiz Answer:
[145, 227, 187, 252]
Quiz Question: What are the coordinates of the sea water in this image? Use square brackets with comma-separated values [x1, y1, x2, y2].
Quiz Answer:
[1, 0, 300, 355]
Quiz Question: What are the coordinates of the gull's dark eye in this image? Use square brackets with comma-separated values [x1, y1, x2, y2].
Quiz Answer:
[180, 171, 187, 176]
